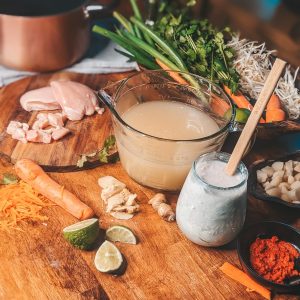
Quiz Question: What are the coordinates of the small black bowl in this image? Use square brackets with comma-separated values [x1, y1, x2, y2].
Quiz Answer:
[237, 221, 300, 294]
[248, 151, 300, 209]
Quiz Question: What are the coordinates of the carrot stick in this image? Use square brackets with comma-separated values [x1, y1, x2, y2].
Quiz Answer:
[15, 159, 94, 220]
[223, 85, 266, 123]
[155, 59, 189, 85]
[266, 94, 281, 110]
[211, 95, 230, 116]
[266, 109, 286, 123]
[220, 262, 271, 300]
[265, 94, 286, 122]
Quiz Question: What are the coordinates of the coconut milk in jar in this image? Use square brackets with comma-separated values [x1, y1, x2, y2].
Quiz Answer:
[176, 152, 248, 247]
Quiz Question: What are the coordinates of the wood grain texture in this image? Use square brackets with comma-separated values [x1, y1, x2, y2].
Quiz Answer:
[0, 72, 134, 170]
[0, 72, 299, 300]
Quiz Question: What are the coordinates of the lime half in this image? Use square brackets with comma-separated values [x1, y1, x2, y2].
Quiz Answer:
[105, 225, 137, 245]
[63, 218, 99, 250]
[94, 241, 123, 273]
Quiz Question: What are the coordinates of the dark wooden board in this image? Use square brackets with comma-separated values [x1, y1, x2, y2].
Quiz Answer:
[0, 72, 134, 170]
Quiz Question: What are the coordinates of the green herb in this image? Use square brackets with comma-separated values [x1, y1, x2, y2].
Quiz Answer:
[93, 0, 240, 92]
[154, 15, 240, 92]
[99, 135, 117, 163]
[77, 135, 118, 167]
[1, 173, 19, 185]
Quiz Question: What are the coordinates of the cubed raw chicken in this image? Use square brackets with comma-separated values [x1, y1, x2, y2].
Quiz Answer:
[52, 128, 70, 140]
[26, 130, 52, 143]
[20, 87, 60, 111]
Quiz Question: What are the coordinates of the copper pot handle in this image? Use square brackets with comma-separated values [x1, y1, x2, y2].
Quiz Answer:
[85, 0, 120, 19]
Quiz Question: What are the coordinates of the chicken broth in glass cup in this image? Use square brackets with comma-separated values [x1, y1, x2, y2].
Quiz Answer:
[98, 70, 236, 191]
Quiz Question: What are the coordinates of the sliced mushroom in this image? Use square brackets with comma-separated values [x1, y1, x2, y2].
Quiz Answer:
[110, 212, 134, 220]
[98, 176, 126, 190]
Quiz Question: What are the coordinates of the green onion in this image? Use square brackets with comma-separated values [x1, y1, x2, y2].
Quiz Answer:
[130, 17, 188, 71]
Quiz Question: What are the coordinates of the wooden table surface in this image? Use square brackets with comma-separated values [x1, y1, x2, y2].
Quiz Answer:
[0, 72, 299, 300]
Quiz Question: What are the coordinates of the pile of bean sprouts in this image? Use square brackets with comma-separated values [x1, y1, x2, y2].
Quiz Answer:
[228, 35, 300, 119]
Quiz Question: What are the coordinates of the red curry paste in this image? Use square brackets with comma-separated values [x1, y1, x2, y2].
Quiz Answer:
[250, 236, 300, 284]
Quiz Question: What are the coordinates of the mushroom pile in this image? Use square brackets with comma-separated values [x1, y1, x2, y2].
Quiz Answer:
[98, 176, 140, 220]
[257, 160, 300, 203]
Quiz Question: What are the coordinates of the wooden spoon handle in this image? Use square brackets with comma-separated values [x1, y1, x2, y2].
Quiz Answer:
[226, 58, 287, 176]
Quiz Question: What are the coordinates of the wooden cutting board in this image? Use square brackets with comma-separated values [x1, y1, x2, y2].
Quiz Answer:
[0, 72, 134, 171]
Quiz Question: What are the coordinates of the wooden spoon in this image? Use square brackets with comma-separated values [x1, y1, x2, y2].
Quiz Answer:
[225, 58, 287, 176]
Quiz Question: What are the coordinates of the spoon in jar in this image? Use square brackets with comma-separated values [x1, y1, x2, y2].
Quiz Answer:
[225, 58, 287, 176]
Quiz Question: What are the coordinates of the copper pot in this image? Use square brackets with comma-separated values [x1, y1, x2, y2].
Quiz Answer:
[0, 0, 119, 72]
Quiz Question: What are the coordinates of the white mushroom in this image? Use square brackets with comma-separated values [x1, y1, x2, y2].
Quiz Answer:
[266, 187, 281, 198]
[272, 170, 285, 179]
[294, 164, 300, 173]
[290, 181, 300, 191]
[288, 175, 295, 185]
[269, 176, 283, 188]
[284, 160, 294, 176]
[257, 170, 268, 183]
[261, 166, 275, 177]
[272, 161, 284, 171]
[281, 193, 291, 202]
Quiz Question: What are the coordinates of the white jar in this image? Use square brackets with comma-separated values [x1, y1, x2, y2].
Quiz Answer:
[176, 152, 248, 247]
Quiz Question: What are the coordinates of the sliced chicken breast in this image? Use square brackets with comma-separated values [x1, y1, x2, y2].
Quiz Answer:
[20, 87, 60, 111]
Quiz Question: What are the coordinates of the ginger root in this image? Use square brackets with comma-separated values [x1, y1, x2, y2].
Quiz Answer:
[148, 193, 175, 222]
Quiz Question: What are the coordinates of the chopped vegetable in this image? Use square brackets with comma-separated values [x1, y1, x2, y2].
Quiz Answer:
[224, 85, 265, 123]
[77, 135, 118, 167]
[220, 262, 271, 300]
[99, 135, 117, 163]
[63, 218, 100, 250]
[155, 59, 189, 85]
[0, 180, 51, 232]
[15, 159, 94, 220]
[154, 14, 239, 92]
[265, 94, 286, 122]
[1, 173, 19, 185]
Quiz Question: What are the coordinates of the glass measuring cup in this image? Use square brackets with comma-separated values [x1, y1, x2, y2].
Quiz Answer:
[98, 70, 236, 191]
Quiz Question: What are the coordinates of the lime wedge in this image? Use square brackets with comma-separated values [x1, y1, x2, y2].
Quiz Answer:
[63, 218, 99, 250]
[106, 225, 137, 244]
[224, 108, 251, 123]
[94, 241, 123, 273]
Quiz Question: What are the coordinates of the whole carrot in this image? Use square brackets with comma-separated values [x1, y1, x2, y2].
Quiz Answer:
[15, 159, 94, 220]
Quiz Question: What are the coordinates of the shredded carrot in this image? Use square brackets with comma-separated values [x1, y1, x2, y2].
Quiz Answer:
[0, 180, 51, 232]
[155, 59, 189, 85]
[220, 262, 271, 300]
